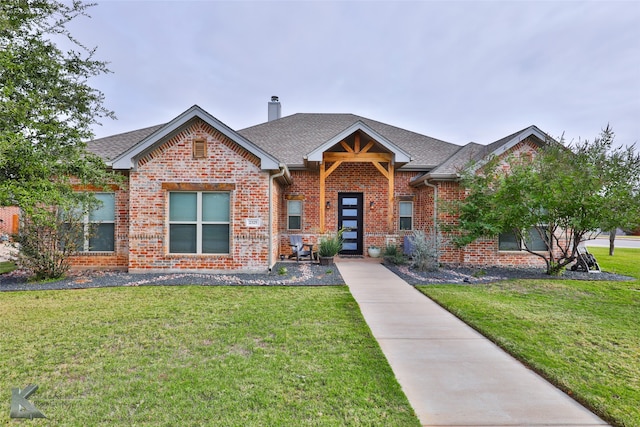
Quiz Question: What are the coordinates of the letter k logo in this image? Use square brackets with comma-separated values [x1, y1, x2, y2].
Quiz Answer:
[10, 384, 46, 419]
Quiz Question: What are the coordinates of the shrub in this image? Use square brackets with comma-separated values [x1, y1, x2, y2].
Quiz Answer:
[16, 196, 101, 280]
[16, 207, 85, 280]
[318, 228, 344, 257]
[383, 244, 407, 265]
[410, 230, 442, 272]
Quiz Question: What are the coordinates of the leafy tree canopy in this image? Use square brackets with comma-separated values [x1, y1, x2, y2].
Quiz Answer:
[0, 0, 117, 213]
[452, 127, 640, 274]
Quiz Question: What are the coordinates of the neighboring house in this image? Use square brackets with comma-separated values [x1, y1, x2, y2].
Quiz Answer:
[0, 206, 19, 239]
[80, 97, 550, 272]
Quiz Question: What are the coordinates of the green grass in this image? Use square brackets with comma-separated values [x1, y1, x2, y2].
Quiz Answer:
[0, 286, 419, 426]
[417, 247, 640, 427]
[0, 261, 16, 274]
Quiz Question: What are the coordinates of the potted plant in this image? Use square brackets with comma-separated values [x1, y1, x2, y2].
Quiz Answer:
[367, 245, 381, 258]
[318, 228, 344, 265]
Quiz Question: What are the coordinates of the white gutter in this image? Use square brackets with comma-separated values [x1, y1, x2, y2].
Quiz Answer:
[268, 165, 291, 270]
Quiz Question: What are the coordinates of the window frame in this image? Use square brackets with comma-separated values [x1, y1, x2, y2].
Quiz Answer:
[78, 192, 115, 252]
[498, 226, 549, 252]
[168, 191, 231, 255]
[287, 200, 302, 231]
[399, 201, 413, 231]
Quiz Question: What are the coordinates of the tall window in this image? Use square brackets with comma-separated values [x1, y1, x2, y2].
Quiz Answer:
[288, 200, 302, 230]
[74, 193, 115, 252]
[499, 226, 549, 251]
[169, 192, 230, 254]
[399, 201, 413, 230]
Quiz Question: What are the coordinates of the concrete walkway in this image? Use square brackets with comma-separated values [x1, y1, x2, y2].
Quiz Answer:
[336, 258, 609, 427]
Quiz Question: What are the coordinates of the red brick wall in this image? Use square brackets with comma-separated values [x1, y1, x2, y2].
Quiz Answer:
[67, 127, 556, 270]
[278, 170, 320, 258]
[126, 119, 272, 273]
[278, 165, 423, 256]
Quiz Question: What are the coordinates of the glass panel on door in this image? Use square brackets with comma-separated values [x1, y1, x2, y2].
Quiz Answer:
[338, 193, 363, 255]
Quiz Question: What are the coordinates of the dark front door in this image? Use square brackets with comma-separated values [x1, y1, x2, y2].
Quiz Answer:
[338, 193, 363, 255]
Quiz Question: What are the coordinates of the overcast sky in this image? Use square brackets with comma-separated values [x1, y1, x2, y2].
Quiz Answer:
[67, 0, 640, 148]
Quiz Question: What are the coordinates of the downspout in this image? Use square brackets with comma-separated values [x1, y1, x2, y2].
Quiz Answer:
[268, 164, 291, 271]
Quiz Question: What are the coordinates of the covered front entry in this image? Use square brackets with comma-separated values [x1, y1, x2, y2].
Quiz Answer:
[338, 193, 363, 255]
[313, 125, 411, 234]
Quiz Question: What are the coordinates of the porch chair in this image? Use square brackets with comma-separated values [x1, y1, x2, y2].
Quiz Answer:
[289, 235, 314, 262]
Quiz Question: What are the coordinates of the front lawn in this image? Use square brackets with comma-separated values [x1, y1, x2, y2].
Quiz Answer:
[417, 247, 640, 427]
[0, 286, 419, 426]
[0, 261, 15, 274]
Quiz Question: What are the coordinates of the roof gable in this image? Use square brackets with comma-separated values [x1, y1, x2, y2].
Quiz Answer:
[109, 105, 280, 170]
[482, 125, 548, 159]
[421, 125, 550, 182]
[305, 121, 412, 164]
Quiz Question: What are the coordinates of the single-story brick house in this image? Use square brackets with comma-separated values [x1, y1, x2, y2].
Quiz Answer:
[79, 98, 550, 273]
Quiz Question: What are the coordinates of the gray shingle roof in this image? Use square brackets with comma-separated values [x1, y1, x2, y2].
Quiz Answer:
[86, 110, 546, 178]
[427, 143, 486, 177]
[86, 124, 165, 161]
[425, 125, 549, 179]
[238, 113, 461, 169]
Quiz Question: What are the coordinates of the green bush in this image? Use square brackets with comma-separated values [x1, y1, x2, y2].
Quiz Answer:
[16, 207, 85, 280]
[318, 228, 344, 257]
[383, 244, 407, 265]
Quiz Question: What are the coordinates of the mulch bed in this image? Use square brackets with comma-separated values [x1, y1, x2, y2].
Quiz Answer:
[1, 261, 633, 292]
[0, 262, 344, 292]
[384, 263, 635, 285]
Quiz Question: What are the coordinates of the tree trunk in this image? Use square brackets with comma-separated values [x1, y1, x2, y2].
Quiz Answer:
[609, 231, 616, 256]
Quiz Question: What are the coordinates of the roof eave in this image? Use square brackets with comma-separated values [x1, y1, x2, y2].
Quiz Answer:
[410, 172, 460, 187]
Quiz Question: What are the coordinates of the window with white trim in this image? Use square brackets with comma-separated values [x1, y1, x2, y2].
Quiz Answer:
[499, 226, 549, 251]
[287, 200, 302, 230]
[74, 193, 115, 252]
[399, 201, 413, 230]
[169, 192, 230, 254]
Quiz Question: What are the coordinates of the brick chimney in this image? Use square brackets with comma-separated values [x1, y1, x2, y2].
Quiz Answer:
[268, 96, 281, 122]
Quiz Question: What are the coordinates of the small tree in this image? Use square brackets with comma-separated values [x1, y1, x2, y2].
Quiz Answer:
[589, 127, 640, 255]
[1, 1, 120, 278]
[453, 127, 640, 275]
